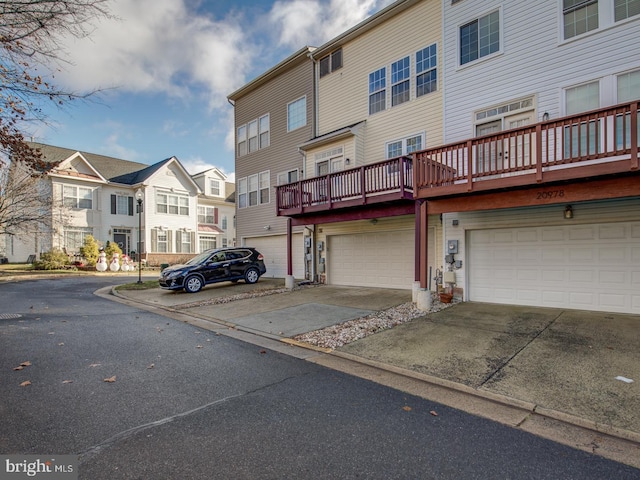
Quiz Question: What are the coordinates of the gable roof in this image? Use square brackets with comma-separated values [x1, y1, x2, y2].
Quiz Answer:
[29, 142, 149, 182]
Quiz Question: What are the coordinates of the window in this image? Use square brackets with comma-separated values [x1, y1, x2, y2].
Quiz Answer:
[248, 120, 258, 152]
[617, 69, 640, 102]
[64, 227, 93, 252]
[616, 70, 640, 148]
[248, 175, 258, 206]
[238, 178, 247, 208]
[319, 48, 343, 77]
[460, 10, 500, 65]
[259, 171, 270, 204]
[237, 114, 269, 157]
[277, 169, 299, 185]
[199, 236, 217, 252]
[369, 67, 386, 114]
[563, 0, 598, 39]
[156, 192, 189, 216]
[416, 44, 437, 97]
[110, 194, 133, 216]
[198, 206, 216, 224]
[386, 134, 424, 159]
[259, 114, 270, 148]
[176, 230, 192, 253]
[156, 229, 168, 253]
[391, 56, 410, 107]
[615, 0, 640, 21]
[564, 81, 600, 157]
[237, 125, 247, 157]
[63, 186, 93, 209]
[288, 97, 306, 131]
[209, 179, 220, 196]
[222, 216, 227, 230]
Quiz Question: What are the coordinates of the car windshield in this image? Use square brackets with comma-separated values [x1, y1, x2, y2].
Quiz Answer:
[184, 251, 216, 265]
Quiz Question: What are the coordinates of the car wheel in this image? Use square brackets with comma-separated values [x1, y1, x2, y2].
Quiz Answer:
[184, 275, 203, 293]
[244, 268, 260, 284]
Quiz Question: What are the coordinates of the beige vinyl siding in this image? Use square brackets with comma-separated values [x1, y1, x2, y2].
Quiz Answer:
[234, 57, 314, 242]
[318, 0, 443, 165]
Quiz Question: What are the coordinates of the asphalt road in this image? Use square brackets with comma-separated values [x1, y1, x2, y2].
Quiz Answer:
[1, 277, 639, 479]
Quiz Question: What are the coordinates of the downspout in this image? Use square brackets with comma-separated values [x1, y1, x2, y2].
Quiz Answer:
[306, 49, 320, 282]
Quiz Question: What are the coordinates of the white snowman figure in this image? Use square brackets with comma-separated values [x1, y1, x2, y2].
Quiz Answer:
[96, 251, 108, 272]
[109, 252, 121, 272]
[121, 255, 130, 272]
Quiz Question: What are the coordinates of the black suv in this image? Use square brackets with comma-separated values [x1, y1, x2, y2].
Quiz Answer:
[158, 247, 267, 293]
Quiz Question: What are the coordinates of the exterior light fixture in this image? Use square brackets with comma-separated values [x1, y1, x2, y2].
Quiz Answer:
[542, 112, 550, 122]
[564, 205, 573, 219]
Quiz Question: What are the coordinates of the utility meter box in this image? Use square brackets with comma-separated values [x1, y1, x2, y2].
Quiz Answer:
[447, 240, 459, 254]
[443, 271, 456, 284]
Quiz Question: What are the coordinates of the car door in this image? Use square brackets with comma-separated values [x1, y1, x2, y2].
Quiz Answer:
[227, 249, 251, 279]
[201, 251, 228, 283]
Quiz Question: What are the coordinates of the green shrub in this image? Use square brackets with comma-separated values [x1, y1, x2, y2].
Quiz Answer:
[79, 235, 100, 266]
[33, 248, 71, 270]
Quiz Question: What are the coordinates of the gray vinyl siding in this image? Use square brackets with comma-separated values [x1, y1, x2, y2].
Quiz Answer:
[233, 56, 314, 241]
[443, 0, 640, 143]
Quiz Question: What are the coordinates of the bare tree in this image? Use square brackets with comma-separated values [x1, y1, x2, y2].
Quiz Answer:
[0, 0, 112, 172]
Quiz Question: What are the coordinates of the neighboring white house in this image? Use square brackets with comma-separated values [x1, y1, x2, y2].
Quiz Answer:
[1, 143, 235, 266]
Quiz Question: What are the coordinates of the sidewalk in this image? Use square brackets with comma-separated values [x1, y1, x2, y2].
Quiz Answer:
[111, 279, 640, 468]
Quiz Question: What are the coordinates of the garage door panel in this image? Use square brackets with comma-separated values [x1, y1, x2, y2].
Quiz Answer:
[328, 230, 414, 290]
[469, 222, 640, 313]
[247, 234, 304, 280]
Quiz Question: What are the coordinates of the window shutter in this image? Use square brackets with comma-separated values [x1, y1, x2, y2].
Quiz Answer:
[111, 195, 116, 214]
[175, 231, 182, 253]
[214, 207, 219, 225]
[190, 232, 196, 253]
[167, 230, 173, 252]
[128, 196, 134, 216]
[151, 229, 158, 252]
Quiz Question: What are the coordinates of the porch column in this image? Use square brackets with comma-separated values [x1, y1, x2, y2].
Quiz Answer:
[412, 201, 422, 302]
[415, 199, 432, 311]
[285, 217, 295, 289]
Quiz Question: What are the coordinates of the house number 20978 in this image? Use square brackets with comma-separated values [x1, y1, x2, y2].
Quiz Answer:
[536, 190, 565, 200]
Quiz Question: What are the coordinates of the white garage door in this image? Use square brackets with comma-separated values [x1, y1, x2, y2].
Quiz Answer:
[468, 222, 640, 313]
[246, 234, 305, 280]
[328, 230, 415, 289]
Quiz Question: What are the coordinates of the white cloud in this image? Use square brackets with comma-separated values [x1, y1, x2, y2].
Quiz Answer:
[55, 0, 250, 112]
[268, 0, 389, 49]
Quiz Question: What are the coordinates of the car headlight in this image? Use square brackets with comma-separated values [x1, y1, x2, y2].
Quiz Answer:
[164, 269, 186, 279]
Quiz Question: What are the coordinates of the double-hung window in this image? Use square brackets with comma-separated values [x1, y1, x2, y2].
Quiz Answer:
[209, 179, 220, 196]
[615, 0, 640, 21]
[287, 97, 306, 131]
[369, 67, 386, 114]
[237, 114, 270, 157]
[386, 134, 424, 159]
[460, 10, 500, 65]
[259, 114, 270, 148]
[416, 44, 437, 97]
[277, 169, 298, 185]
[237, 178, 247, 208]
[237, 125, 247, 157]
[563, 0, 598, 39]
[319, 48, 343, 77]
[259, 171, 270, 204]
[63, 185, 93, 209]
[616, 69, 640, 149]
[391, 56, 410, 107]
[564, 81, 600, 157]
[156, 192, 189, 216]
[248, 120, 258, 153]
[198, 206, 216, 224]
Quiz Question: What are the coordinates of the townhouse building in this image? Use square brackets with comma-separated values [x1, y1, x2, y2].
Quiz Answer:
[411, 0, 640, 313]
[228, 47, 316, 281]
[2, 143, 235, 266]
[235, 0, 640, 314]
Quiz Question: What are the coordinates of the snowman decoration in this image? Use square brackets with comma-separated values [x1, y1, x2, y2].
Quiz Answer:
[109, 252, 121, 272]
[96, 250, 108, 272]
[121, 255, 130, 272]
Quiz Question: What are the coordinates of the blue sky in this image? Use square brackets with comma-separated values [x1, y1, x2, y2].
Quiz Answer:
[32, 0, 394, 181]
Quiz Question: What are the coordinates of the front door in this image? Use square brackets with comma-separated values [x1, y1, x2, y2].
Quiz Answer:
[113, 233, 128, 254]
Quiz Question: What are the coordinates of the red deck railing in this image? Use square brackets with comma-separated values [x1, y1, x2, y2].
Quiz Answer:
[414, 101, 639, 198]
[276, 156, 413, 216]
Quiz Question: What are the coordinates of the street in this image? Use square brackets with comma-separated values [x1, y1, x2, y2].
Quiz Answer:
[1, 277, 638, 479]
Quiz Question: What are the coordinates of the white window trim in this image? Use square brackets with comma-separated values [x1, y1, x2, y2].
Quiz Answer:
[237, 113, 270, 157]
[559, 0, 640, 45]
[385, 132, 426, 159]
[456, 7, 503, 70]
[287, 96, 307, 132]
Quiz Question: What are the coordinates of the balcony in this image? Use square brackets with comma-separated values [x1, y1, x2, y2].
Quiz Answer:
[276, 156, 414, 217]
[414, 101, 639, 199]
